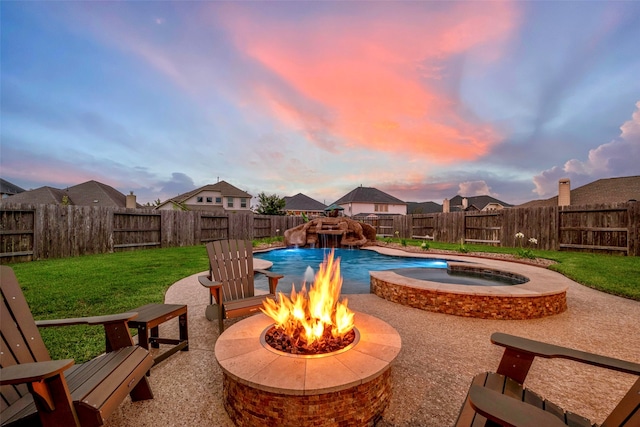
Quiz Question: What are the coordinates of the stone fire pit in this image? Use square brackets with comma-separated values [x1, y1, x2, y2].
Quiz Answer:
[215, 312, 401, 426]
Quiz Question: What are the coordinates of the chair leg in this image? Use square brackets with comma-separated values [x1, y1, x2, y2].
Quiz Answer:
[130, 376, 154, 402]
[204, 304, 225, 333]
[31, 374, 81, 427]
[218, 305, 225, 334]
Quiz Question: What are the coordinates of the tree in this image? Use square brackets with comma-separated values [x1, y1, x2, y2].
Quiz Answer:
[255, 192, 286, 215]
[143, 198, 162, 207]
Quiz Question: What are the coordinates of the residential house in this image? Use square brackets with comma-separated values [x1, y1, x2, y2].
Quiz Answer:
[443, 195, 513, 212]
[332, 186, 407, 218]
[407, 201, 442, 214]
[156, 181, 252, 212]
[0, 180, 137, 208]
[283, 193, 327, 217]
[1, 179, 25, 199]
[518, 176, 640, 208]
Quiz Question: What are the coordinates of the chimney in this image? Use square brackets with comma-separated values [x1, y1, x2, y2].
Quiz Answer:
[443, 198, 450, 213]
[126, 191, 137, 209]
[462, 197, 468, 210]
[558, 179, 571, 206]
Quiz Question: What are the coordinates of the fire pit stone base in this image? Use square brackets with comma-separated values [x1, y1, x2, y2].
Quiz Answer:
[215, 312, 401, 426]
[223, 368, 391, 426]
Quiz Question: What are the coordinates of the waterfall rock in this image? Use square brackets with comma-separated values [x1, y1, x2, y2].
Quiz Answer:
[284, 217, 376, 248]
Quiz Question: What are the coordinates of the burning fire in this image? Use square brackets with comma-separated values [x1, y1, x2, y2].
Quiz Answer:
[261, 250, 355, 349]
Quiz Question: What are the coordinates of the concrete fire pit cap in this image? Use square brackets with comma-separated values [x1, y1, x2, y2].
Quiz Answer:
[214, 311, 402, 396]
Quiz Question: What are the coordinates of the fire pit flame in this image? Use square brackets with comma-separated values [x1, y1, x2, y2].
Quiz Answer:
[261, 249, 355, 351]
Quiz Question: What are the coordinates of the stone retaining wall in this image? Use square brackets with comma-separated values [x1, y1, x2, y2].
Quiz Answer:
[370, 276, 567, 320]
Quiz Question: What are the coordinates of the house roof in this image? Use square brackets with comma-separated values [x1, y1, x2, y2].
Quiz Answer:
[167, 181, 252, 204]
[65, 180, 130, 207]
[0, 180, 134, 207]
[1, 186, 66, 205]
[448, 195, 513, 211]
[518, 175, 640, 208]
[333, 186, 406, 205]
[0, 178, 25, 195]
[284, 193, 327, 211]
[407, 201, 442, 214]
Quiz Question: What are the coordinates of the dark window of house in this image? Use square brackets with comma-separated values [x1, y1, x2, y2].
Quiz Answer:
[227, 197, 233, 208]
[197, 197, 203, 203]
[206, 197, 213, 203]
[241, 198, 247, 208]
[216, 197, 222, 204]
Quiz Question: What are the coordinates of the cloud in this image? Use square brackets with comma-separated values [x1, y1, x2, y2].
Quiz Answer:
[205, 2, 520, 161]
[158, 173, 196, 198]
[533, 101, 640, 197]
[458, 181, 494, 197]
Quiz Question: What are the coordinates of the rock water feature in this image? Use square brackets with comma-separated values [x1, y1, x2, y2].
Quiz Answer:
[284, 217, 377, 248]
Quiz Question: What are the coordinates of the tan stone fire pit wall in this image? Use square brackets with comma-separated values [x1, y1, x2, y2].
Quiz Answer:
[215, 312, 401, 427]
[223, 368, 391, 426]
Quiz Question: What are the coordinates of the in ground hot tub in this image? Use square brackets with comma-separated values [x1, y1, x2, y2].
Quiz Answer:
[370, 262, 567, 320]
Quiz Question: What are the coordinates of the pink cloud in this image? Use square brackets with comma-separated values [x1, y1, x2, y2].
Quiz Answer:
[218, 2, 519, 161]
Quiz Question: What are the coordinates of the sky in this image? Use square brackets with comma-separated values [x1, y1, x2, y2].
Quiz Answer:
[2, 1, 639, 207]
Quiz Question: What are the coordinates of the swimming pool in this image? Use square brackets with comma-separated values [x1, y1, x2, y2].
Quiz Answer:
[254, 247, 449, 294]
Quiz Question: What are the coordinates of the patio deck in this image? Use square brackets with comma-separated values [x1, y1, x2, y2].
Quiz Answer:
[104, 259, 639, 427]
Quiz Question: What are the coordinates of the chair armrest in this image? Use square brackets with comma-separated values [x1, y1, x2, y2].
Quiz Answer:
[198, 275, 222, 289]
[468, 385, 566, 427]
[492, 333, 640, 376]
[35, 312, 139, 328]
[254, 269, 284, 279]
[36, 313, 141, 353]
[0, 359, 74, 386]
[254, 269, 283, 295]
[199, 275, 223, 306]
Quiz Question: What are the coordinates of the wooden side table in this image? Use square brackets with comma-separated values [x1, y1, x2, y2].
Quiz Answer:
[128, 303, 189, 369]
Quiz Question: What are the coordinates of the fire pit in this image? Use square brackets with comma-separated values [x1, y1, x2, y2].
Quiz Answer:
[214, 251, 402, 426]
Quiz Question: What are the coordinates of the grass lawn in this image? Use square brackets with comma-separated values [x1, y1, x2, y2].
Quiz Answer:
[398, 239, 640, 301]
[9, 246, 209, 362]
[7, 239, 639, 362]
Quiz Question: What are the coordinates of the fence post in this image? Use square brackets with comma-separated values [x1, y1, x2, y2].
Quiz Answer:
[629, 201, 639, 256]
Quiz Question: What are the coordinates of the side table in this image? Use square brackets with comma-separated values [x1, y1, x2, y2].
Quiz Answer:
[128, 303, 189, 369]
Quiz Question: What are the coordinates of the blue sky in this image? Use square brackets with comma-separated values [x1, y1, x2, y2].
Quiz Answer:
[2, 1, 639, 206]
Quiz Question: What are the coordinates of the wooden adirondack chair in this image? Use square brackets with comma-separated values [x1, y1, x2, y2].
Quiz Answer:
[455, 332, 640, 427]
[198, 240, 283, 333]
[0, 265, 154, 427]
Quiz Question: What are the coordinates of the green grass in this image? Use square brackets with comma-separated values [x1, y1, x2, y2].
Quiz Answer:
[7, 238, 639, 362]
[10, 246, 208, 362]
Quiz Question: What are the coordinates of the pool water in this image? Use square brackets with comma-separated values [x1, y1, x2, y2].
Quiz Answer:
[254, 248, 448, 294]
[390, 268, 527, 286]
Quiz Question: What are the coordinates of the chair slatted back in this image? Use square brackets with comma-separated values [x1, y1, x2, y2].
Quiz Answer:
[0, 266, 51, 410]
[206, 240, 255, 302]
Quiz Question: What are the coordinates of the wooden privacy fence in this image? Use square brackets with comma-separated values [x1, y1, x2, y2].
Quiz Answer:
[0, 204, 304, 263]
[1, 201, 638, 263]
[363, 202, 639, 256]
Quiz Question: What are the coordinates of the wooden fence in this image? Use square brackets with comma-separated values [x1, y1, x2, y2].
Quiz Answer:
[1, 201, 638, 263]
[0, 204, 304, 263]
[361, 201, 639, 256]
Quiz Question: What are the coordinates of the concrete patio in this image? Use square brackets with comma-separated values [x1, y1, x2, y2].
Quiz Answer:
[104, 254, 639, 427]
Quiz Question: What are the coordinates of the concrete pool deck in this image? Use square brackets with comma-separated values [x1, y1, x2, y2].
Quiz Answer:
[104, 252, 639, 427]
